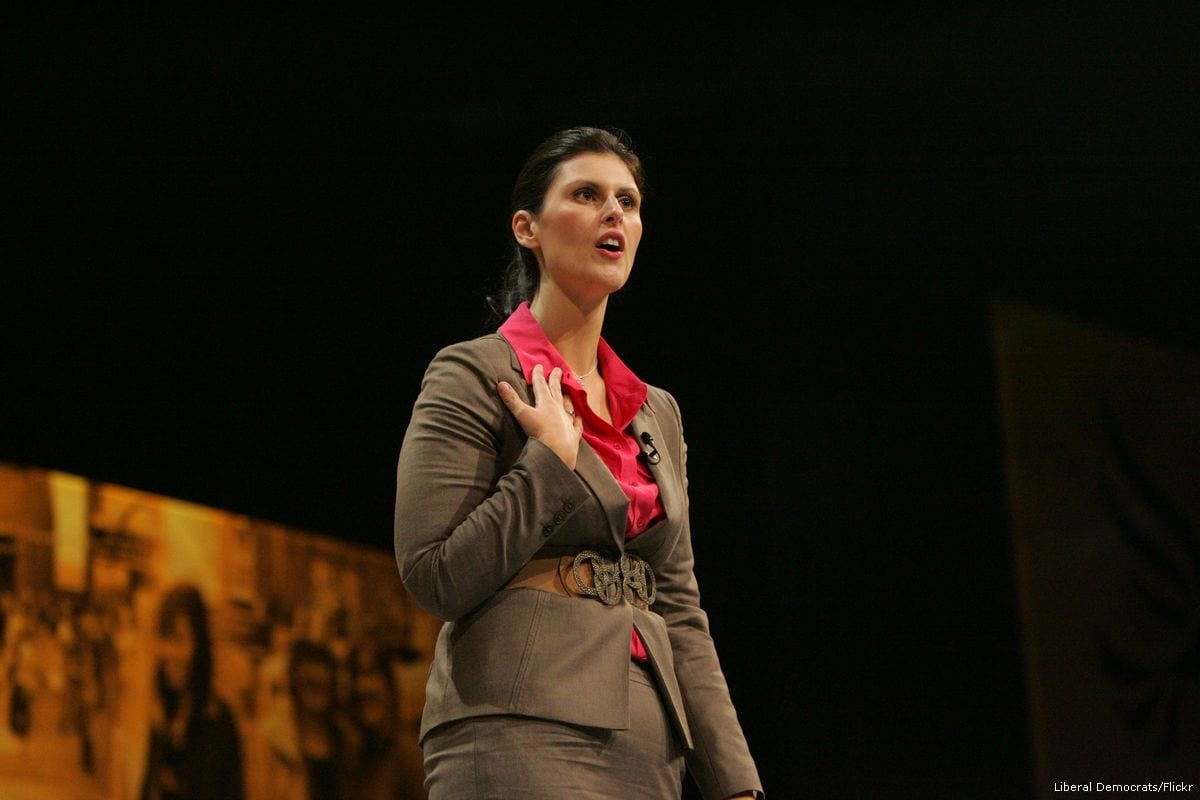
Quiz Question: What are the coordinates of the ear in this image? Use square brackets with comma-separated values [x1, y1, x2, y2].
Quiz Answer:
[512, 209, 538, 249]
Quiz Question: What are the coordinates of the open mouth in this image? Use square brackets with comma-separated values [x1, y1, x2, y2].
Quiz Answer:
[595, 235, 624, 253]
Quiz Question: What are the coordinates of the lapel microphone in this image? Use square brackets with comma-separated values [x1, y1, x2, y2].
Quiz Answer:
[639, 431, 661, 464]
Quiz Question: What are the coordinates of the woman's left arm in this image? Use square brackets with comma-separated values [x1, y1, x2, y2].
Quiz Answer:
[652, 390, 764, 800]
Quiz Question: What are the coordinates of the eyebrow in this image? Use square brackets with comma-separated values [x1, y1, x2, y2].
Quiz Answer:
[569, 179, 641, 197]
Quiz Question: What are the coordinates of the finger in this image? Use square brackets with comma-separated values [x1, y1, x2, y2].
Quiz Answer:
[548, 367, 564, 401]
[562, 397, 575, 418]
[497, 381, 529, 415]
[530, 364, 549, 406]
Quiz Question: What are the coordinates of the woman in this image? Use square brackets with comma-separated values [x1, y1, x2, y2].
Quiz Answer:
[141, 584, 243, 800]
[289, 639, 362, 800]
[394, 127, 762, 799]
[347, 646, 417, 800]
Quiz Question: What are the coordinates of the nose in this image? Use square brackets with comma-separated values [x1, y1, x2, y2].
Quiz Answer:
[602, 194, 624, 224]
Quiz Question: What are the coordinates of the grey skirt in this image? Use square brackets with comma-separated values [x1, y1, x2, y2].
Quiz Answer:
[422, 658, 686, 799]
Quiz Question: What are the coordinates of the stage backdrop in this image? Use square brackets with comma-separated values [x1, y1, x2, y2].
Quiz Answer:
[0, 463, 435, 800]
[994, 302, 1200, 794]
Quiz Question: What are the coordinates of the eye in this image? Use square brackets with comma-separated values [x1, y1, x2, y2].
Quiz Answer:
[620, 195, 639, 210]
[574, 187, 597, 201]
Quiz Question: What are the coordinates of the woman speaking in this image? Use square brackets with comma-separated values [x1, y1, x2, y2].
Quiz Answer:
[394, 126, 762, 799]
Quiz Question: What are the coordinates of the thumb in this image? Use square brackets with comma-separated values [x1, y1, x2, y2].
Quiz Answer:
[497, 381, 527, 415]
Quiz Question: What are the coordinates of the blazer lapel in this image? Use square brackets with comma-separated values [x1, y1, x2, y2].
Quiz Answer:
[629, 401, 682, 550]
[574, 442, 631, 552]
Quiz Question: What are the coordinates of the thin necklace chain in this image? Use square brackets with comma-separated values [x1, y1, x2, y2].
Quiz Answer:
[576, 359, 599, 381]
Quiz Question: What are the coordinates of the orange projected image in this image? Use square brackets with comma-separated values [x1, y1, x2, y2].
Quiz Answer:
[0, 463, 434, 800]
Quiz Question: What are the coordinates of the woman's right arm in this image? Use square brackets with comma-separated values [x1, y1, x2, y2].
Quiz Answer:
[393, 341, 589, 621]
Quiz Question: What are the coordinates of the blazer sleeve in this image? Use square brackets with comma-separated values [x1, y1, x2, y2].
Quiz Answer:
[394, 338, 593, 621]
[653, 390, 764, 800]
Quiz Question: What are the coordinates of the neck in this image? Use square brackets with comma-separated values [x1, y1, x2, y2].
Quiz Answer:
[528, 285, 606, 376]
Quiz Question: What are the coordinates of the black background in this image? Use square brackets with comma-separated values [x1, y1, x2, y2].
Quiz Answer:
[5, 9, 1199, 798]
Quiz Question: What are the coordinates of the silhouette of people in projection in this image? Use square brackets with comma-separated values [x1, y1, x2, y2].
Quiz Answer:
[141, 584, 244, 800]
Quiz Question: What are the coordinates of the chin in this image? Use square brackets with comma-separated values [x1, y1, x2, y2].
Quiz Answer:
[560, 265, 632, 304]
[598, 260, 633, 286]
[591, 275, 630, 300]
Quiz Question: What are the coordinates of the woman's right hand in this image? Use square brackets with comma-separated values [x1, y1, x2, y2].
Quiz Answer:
[498, 364, 583, 470]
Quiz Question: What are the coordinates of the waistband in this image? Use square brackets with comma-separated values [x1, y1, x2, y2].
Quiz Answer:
[504, 547, 657, 610]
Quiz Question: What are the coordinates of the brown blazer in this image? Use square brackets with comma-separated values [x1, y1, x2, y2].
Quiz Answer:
[394, 332, 762, 799]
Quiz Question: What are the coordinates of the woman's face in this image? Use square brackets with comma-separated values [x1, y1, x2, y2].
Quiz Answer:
[295, 660, 336, 715]
[353, 671, 393, 728]
[515, 152, 643, 305]
[159, 613, 195, 691]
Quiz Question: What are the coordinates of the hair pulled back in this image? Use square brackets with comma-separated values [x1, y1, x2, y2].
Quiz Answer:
[488, 126, 646, 322]
[154, 583, 215, 721]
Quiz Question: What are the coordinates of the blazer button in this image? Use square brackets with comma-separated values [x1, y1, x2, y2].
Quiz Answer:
[563, 500, 575, 512]
[552, 512, 564, 524]
[542, 524, 554, 536]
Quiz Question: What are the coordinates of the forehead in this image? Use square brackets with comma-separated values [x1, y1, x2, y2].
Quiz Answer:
[550, 152, 638, 191]
[297, 660, 334, 677]
[356, 671, 387, 687]
[163, 611, 194, 636]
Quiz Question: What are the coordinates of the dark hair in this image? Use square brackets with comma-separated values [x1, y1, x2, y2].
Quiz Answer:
[154, 584, 214, 722]
[488, 126, 647, 322]
[291, 638, 340, 681]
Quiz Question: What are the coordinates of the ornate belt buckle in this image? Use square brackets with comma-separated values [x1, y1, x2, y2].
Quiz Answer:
[572, 550, 623, 606]
[620, 553, 657, 609]
[571, 550, 656, 609]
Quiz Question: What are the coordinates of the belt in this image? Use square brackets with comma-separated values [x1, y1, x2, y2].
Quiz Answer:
[505, 548, 657, 610]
